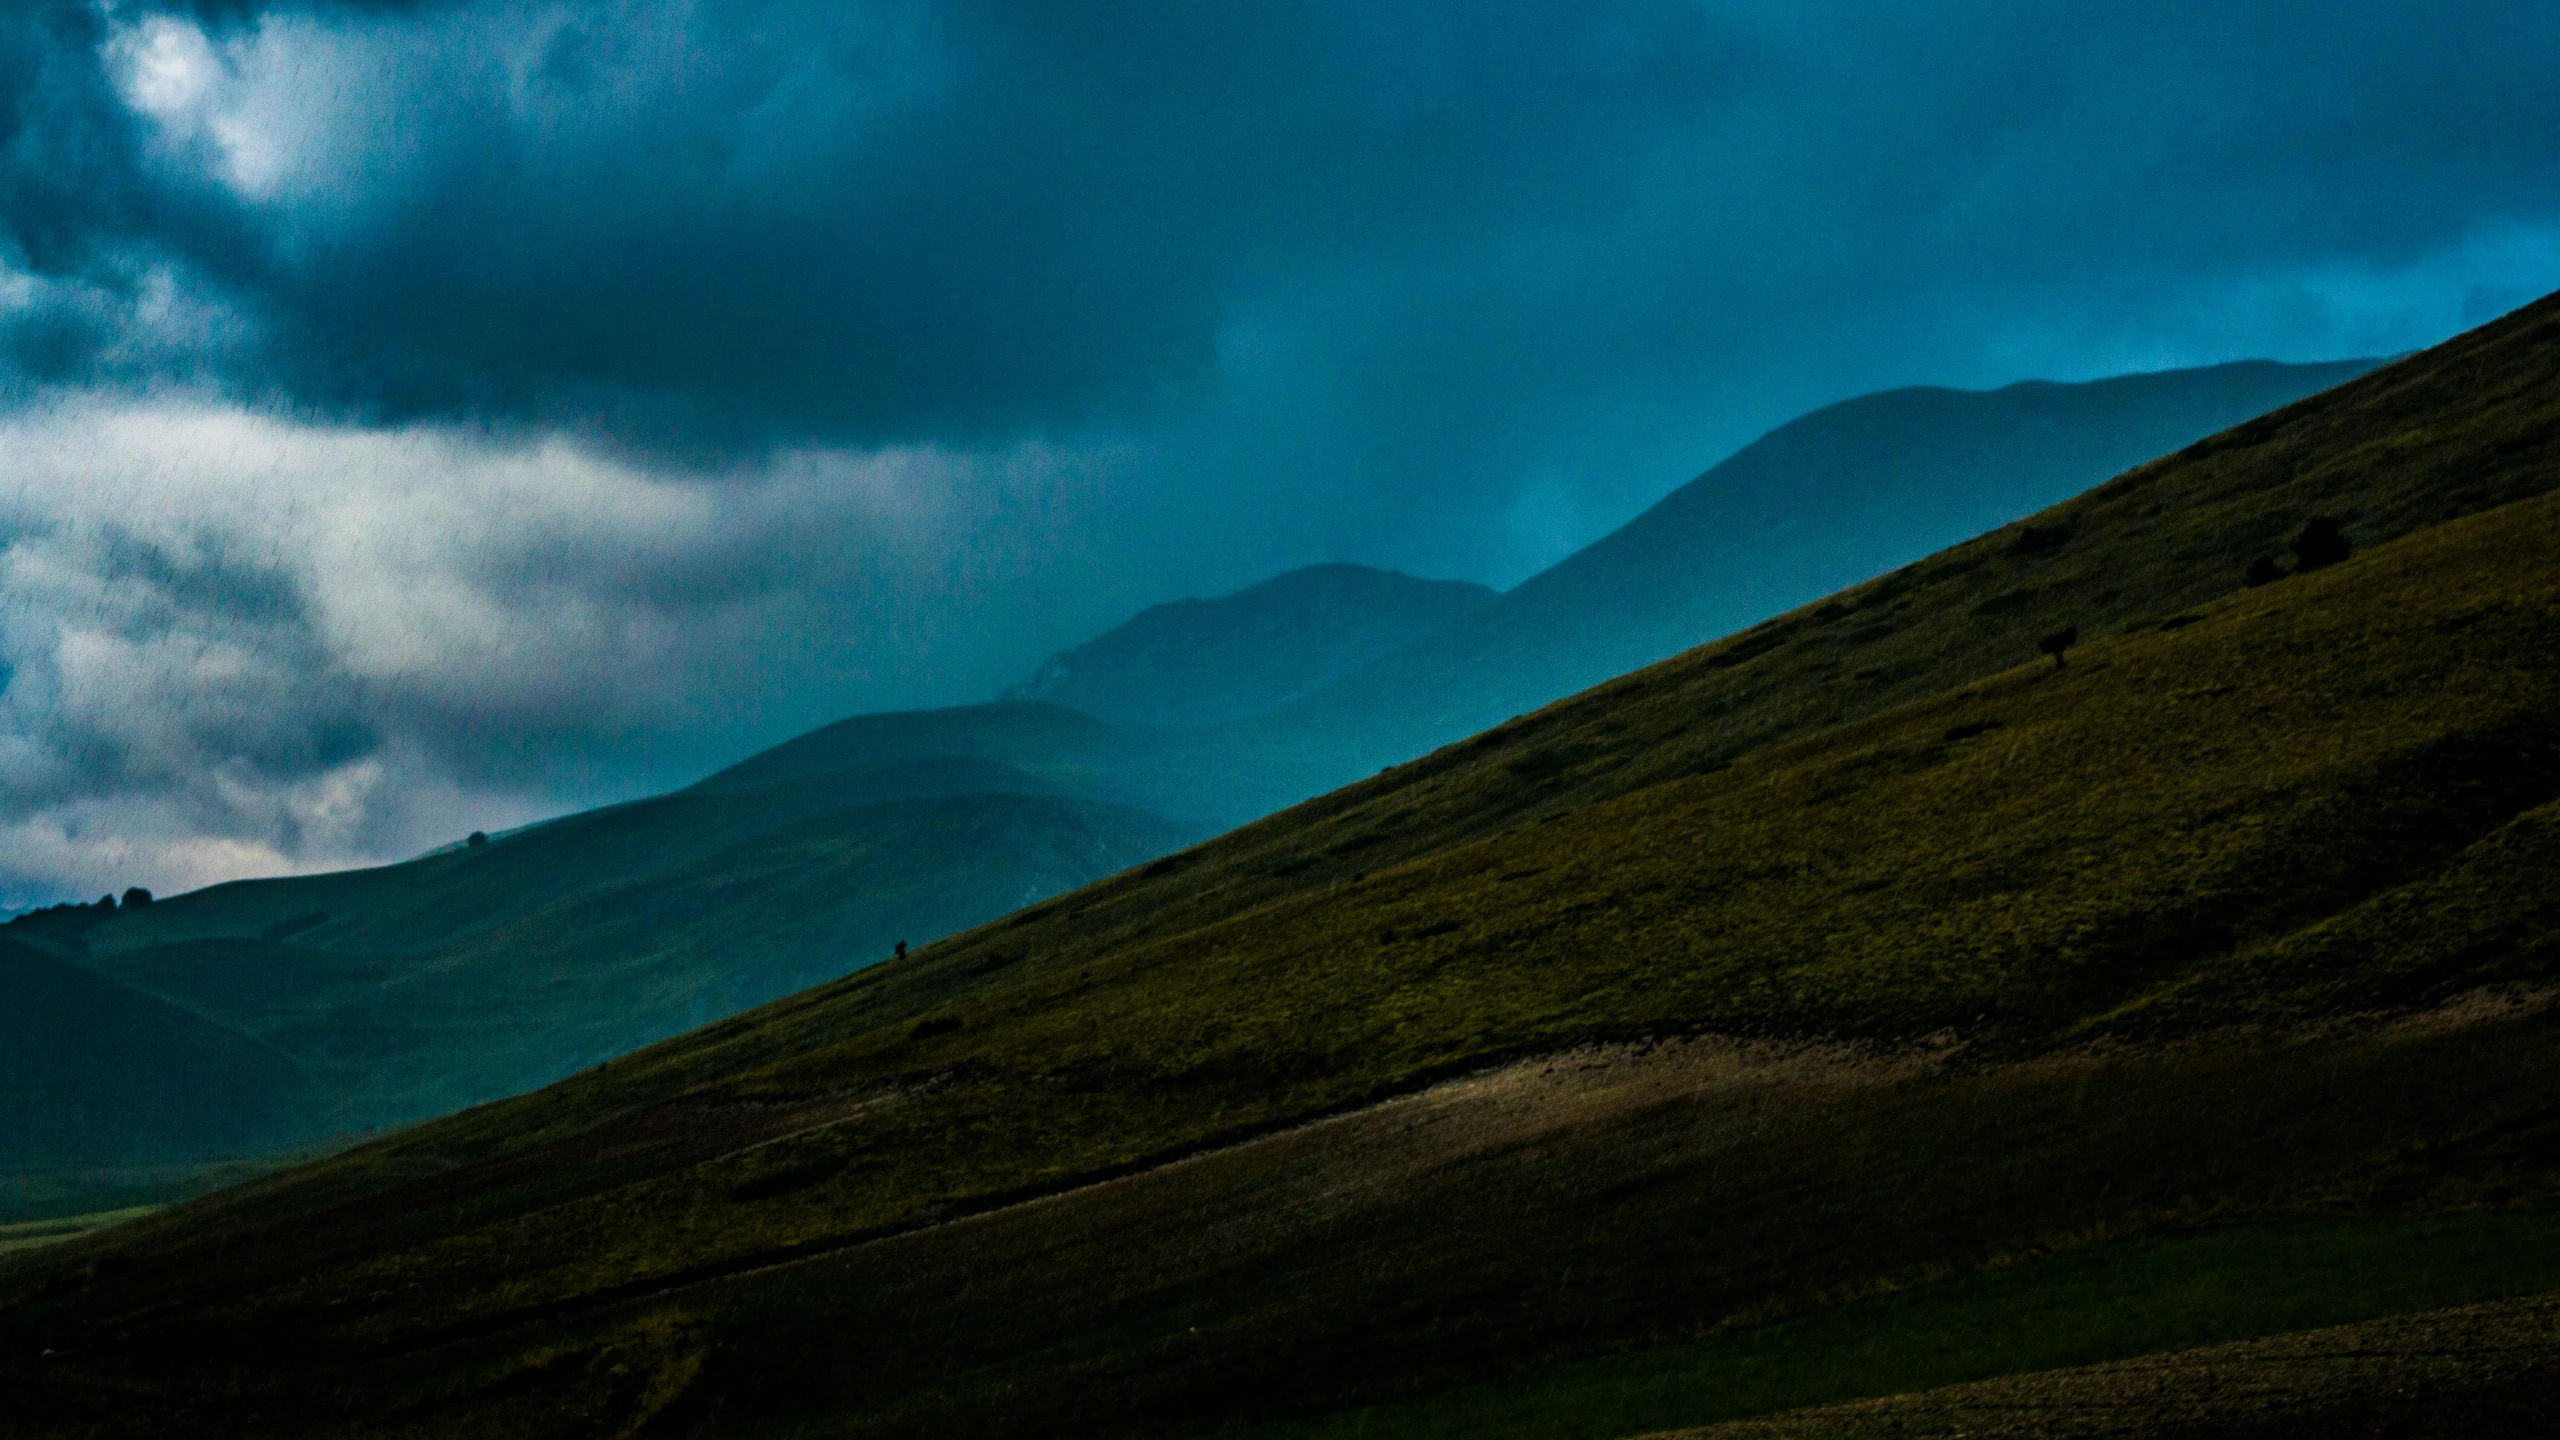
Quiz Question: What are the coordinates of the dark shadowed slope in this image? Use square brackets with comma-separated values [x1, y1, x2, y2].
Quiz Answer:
[1672, 1291, 2560, 1440]
[2, 297, 2553, 1439]
[0, 941, 315, 1166]
[1238, 357, 2380, 786]
[1003, 563, 1495, 728]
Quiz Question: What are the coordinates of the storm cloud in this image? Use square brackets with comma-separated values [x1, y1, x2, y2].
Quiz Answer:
[2, 0, 2557, 899]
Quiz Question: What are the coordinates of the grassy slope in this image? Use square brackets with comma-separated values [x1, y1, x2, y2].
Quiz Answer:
[1253, 1213, 2560, 1440]
[4, 296, 2558, 1436]
[239, 474, 2560, 1344]
[81, 789, 1195, 1131]
[0, 706, 1203, 1155]
[1674, 1288, 2560, 1439]
[0, 941, 318, 1166]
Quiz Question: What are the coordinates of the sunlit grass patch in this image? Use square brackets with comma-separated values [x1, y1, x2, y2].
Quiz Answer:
[0, 1207, 160, 1257]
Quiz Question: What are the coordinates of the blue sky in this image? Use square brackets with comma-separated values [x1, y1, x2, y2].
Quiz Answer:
[1, 0, 2556, 898]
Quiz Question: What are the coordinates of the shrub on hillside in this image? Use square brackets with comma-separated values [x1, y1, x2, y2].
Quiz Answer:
[2037, 626, 2078, 668]
[2293, 516, 2352, 571]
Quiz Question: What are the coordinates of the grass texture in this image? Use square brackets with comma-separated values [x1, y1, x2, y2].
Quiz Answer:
[1252, 1214, 2560, 1440]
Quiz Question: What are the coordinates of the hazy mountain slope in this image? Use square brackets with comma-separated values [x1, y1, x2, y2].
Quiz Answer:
[0, 940, 315, 1166]
[0, 716, 1202, 1172]
[87, 751, 1081, 961]
[682, 701, 1139, 798]
[4, 687, 1197, 1180]
[1003, 563, 1495, 727]
[1240, 357, 2379, 784]
[78, 791, 1194, 1134]
[4, 296, 2555, 1439]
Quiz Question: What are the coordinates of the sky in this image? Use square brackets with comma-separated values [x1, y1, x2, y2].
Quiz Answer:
[1, 0, 2557, 902]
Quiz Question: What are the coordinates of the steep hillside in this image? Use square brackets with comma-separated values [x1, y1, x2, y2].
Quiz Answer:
[2, 295, 2553, 1439]
[0, 941, 315, 1166]
[1239, 357, 2378, 786]
[1003, 563, 1495, 727]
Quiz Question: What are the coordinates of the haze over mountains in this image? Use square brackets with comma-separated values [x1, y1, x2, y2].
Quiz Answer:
[0, 354, 2376, 1208]
[1230, 357, 2381, 771]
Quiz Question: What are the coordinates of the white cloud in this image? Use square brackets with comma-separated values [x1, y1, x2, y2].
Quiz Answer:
[103, 11, 285, 197]
[0, 394, 1128, 904]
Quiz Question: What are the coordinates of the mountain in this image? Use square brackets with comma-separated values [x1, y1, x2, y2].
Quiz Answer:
[83, 791, 1191, 1130]
[4, 358, 2379, 1178]
[5, 295, 2554, 1439]
[1003, 563, 1496, 727]
[10, 712, 1198, 1157]
[1237, 357, 2381, 784]
[0, 940, 315, 1166]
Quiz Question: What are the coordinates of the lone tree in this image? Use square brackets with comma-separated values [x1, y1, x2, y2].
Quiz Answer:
[2038, 625, 2079, 668]
[2292, 516, 2351, 572]
[466, 831, 488, 848]
[121, 887, 152, 909]
[895, 939, 908, 959]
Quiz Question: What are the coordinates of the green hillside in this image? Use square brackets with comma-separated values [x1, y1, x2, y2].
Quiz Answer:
[0, 731, 1197, 1175]
[4, 295, 2555, 1438]
[0, 941, 316, 1166]
[80, 792, 1194, 1129]
[87, 730, 1125, 960]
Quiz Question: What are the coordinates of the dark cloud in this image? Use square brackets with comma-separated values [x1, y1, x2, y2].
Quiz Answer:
[7, 0, 2537, 456]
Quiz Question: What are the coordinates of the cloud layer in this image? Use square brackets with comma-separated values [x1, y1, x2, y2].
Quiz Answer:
[0, 397, 1139, 895]
[2, 0, 2558, 899]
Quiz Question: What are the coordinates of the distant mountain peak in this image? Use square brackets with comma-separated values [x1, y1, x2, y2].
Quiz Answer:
[1003, 563, 1495, 729]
